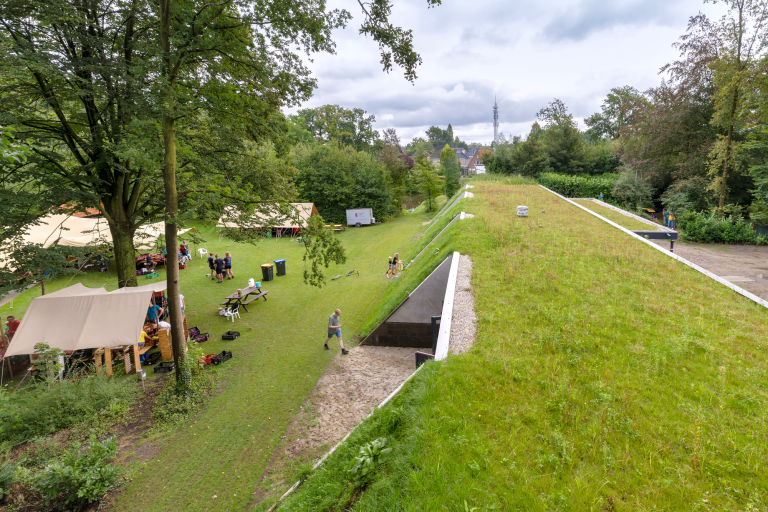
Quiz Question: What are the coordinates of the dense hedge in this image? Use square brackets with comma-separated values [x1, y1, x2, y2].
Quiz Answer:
[678, 211, 768, 245]
[538, 172, 618, 200]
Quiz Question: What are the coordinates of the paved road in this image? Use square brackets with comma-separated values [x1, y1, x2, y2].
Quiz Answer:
[651, 240, 768, 301]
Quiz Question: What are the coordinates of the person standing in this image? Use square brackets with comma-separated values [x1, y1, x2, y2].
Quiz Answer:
[214, 254, 225, 283]
[385, 256, 393, 278]
[391, 253, 400, 278]
[224, 252, 233, 280]
[324, 309, 348, 354]
[207, 254, 215, 280]
[5, 316, 20, 341]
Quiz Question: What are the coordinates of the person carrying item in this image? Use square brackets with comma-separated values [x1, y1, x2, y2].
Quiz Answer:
[214, 254, 225, 283]
[224, 252, 233, 280]
[324, 309, 349, 354]
[207, 254, 215, 280]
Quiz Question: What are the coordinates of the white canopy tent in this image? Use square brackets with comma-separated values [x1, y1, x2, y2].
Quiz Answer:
[4, 284, 157, 357]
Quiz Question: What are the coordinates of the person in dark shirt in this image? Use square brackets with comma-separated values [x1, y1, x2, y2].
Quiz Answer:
[207, 255, 215, 280]
[145, 254, 155, 273]
[224, 252, 233, 280]
[214, 254, 224, 283]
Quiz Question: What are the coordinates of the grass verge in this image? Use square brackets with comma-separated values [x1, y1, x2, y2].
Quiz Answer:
[280, 181, 768, 511]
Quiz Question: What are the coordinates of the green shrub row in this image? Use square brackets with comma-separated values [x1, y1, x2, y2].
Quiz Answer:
[538, 172, 618, 200]
[678, 211, 768, 245]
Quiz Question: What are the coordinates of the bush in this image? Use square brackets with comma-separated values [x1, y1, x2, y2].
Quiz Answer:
[611, 169, 653, 210]
[152, 363, 218, 428]
[678, 211, 768, 245]
[28, 436, 120, 510]
[538, 172, 618, 200]
[0, 375, 139, 445]
[292, 143, 393, 223]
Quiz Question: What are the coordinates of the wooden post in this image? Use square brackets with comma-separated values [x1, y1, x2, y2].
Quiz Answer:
[132, 344, 141, 373]
[105, 347, 113, 377]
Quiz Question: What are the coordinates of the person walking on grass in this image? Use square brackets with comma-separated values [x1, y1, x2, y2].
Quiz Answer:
[391, 253, 400, 278]
[324, 309, 348, 354]
[214, 254, 225, 283]
[385, 256, 393, 278]
[224, 251, 233, 280]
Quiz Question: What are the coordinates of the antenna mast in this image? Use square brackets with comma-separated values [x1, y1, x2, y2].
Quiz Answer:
[493, 96, 500, 143]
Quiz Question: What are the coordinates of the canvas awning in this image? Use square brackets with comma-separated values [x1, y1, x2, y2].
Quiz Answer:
[17, 215, 194, 250]
[217, 203, 319, 229]
[4, 284, 155, 357]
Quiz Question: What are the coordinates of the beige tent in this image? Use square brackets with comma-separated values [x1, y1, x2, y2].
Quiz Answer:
[4, 284, 155, 357]
[217, 203, 319, 229]
[16, 214, 193, 249]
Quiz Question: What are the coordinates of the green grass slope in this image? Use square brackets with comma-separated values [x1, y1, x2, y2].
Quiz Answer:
[280, 181, 768, 511]
[572, 199, 660, 231]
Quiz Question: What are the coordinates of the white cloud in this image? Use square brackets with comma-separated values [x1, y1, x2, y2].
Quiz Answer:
[286, 0, 727, 144]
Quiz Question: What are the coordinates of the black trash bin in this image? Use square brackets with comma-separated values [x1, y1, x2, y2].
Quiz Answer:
[274, 259, 286, 276]
[260, 263, 274, 281]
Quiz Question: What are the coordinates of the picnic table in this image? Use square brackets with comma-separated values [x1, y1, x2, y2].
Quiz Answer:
[220, 285, 269, 312]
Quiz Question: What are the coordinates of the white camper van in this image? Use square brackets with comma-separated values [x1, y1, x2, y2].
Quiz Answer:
[346, 208, 375, 227]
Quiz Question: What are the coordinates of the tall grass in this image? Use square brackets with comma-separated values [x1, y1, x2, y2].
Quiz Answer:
[279, 181, 768, 511]
[1, 375, 140, 445]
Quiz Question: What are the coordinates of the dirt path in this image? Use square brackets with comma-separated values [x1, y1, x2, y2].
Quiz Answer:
[281, 345, 417, 459]
[651, 240, 768, 301]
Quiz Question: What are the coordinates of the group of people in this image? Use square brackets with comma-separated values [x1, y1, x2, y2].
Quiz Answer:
[207, 252, 233, 283]
[386, 253, 400, 278]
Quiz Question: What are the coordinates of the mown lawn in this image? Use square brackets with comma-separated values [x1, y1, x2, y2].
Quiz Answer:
[280, 181, 768, 511]
[572, 198, 660, 231]
[3, 210, 435, 511]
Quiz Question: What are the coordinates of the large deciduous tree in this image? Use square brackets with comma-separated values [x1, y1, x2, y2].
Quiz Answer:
[297, 105, 380, 151]
[439, 144, 460, 197]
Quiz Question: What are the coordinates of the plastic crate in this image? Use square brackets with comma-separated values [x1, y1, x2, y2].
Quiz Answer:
[222, 331, 240, 340]
[143, 351, 162, 365]
[188, 326, 200, 335]
[153, 361, 175, 373]
[211, 351, 233, 365]
[192, 333, 209, 343]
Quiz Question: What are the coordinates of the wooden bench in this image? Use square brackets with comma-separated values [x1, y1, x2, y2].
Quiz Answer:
[242, 291, 269, 305]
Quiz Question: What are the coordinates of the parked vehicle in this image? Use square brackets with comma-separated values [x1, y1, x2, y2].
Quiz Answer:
[346, 208, 376, 227]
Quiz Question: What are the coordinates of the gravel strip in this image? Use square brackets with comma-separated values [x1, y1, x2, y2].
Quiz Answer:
[449, 254, 477, 354]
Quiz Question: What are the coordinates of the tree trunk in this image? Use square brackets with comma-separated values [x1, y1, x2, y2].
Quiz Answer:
[719, 123, 733, 213]
[160, 0, 188, 384]
[163, 111, 187, 384]
[109, 221, 139, 288]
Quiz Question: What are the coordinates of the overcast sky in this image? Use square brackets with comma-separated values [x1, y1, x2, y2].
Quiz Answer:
[285, 0, 725, 145]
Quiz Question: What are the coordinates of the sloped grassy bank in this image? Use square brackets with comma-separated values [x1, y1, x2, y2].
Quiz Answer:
[279, 181, 768, 511]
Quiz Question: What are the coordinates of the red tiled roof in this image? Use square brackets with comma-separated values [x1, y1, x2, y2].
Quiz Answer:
[60, 205, 101, 217]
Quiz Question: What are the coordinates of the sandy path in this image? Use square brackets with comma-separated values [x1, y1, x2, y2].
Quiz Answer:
[650, 240, 768, 301]
[282, 345, 418, 459]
